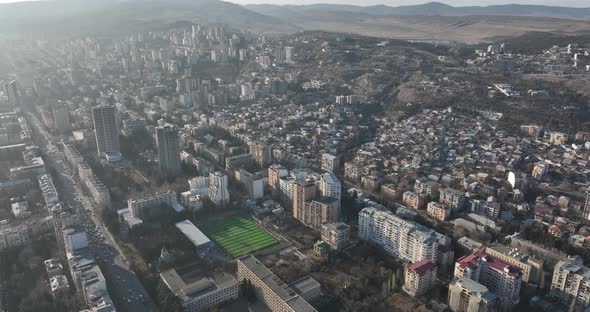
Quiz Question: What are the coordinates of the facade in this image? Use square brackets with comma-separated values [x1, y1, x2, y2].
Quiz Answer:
[321, 222, 351, 251]
[128, 190, 178, 221]
[304, 197, 339, 230]
[320, 153, 339, 173]
[344, 162, 362, 182]
[319, 172, 341, 205]
[293, 180, 317, 224]
[160, 269, 238, 312]
[209, 172, 230, 208]
[268, 164, 288, 191]
[550, 256, 590, 309]
[454, 251, 522, 303]
[403, 191, 426, 210]
[237, 255, 317, 312]
[156, 125, 181, 176]
[250, 141, 271, 167]
[427, 201, 450, 222]
[403, 259, 438, 297]
[92, 105, 121, 161]
[358, 206, 438, 263]
[485, 244, 543, 284]
[440, 188, 465, 210]
[448, 278, 497, 312]
[51, 102, 71, 134]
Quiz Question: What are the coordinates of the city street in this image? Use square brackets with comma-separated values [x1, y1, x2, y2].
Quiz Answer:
[26, 112, 158, 312]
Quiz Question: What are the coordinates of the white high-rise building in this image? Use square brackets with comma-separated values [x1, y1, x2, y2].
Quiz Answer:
[209, 172, 229, 208]
[92, 105, 121, 161]
[156, 125, 181, 176]
[319, 172, 341, 204]
[285, 46, 294, 63]
[358, 206, 438, 263]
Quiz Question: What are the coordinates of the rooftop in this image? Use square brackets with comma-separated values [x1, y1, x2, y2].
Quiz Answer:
[175, 219, 212, 248]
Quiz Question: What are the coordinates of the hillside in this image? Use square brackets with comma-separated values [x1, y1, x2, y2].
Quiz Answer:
[0, 0, 299, 36]
[245, 4, 590, 43]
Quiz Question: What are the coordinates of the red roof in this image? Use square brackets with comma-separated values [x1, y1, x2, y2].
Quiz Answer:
[457, 251, 522, 277]
[407, 259, 437, 275]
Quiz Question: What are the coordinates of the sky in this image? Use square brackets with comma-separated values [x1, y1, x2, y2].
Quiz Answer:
[0, 0, 587, 6]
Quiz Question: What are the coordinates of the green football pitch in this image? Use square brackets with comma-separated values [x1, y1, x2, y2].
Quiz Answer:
[200, 216, 279, 258]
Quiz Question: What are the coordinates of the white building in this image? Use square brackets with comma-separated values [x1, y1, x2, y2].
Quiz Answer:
[319, 172, 341, 204]
[403, 259, 437, 297]
[358, 206, 438, 263]
[448, 278, 497, 312]
[209, 172, 229, 208]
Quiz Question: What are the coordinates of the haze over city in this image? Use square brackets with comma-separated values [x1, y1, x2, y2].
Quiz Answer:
[0, 0, 590, 312]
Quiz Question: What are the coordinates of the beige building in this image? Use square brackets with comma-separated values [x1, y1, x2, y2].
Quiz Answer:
[268, 165, 288, 191]
[320, 153, 339, 173]
[485, 244, 543, 285]
[293, 180, 317, 224]
[128, 190, 178, 221]
[304, 197, 339, 230]
[403, 191, 425, 210]
[321, 222, 351, 251]
[427, 201, 451, 222]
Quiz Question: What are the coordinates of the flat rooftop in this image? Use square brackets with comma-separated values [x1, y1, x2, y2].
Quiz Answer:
[175, 219, 212, 248]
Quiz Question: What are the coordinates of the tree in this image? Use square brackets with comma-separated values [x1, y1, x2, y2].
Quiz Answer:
[157, 281, 182, 312]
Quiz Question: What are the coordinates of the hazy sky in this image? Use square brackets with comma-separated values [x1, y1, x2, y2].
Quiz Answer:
[0, 0, 587, 6]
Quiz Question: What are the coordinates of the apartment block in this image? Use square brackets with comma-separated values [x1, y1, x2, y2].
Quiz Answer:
[427, 201, 451, 222]
[358, 206, 438, 263]
[403, 259, 437, 297]
[320, 222, 351, 251]
[551, 256, 590, 309]
[454, 251, 522, 304]
[440, 188, 465, 210]
[448, 278, 497, 312]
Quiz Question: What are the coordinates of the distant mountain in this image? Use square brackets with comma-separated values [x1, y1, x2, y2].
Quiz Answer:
[0, 0, 299, 35]
[245, 2, 590, 20]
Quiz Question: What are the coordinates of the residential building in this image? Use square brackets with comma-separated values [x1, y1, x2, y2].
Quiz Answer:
[250, 141, 271, 167]
[440, 188, 465, 210]
[268, 164, 288, 191]
[209, 172, 230, 208]
[160, 269, 238, 312]
[321, 153, 339, 173]
[427, 201, 451, 222]
[414, 178, 439, 199]
[485, 244, 543, 284]
[304, 197, 339, 230]
[128, 190, 180, 221]
[448, 278, 497, 312]
[4, 80, 20, 109]
[550, 256, 590, 309]
[454, 251, 522, 303]
[92, 105, 121, 161]
[293, 179, 317, 224]
[403, 259, 438, 297]
[319, 172, 341, 205]
[51, 102, 71, 134]
[344, 162, 361, 182]
[321, 222, 351, 251]
[237, 255, 317, 312]
[358, 206, 438, 263]
[156, 125, 181, 176]
[403, 191, 426, 210]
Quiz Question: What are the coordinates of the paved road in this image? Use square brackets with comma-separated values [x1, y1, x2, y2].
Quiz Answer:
[26, 112, 159, 312]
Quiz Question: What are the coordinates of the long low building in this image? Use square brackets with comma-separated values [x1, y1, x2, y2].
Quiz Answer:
[160, 269, 238, 312]
[175, 220, 214, 255]
[237, 255, 317, 312]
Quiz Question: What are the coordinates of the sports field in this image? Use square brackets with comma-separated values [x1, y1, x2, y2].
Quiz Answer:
[200, 216, 279, 258]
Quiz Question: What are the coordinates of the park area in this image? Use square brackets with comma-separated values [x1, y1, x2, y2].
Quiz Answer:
[200, 216, 279, 258]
